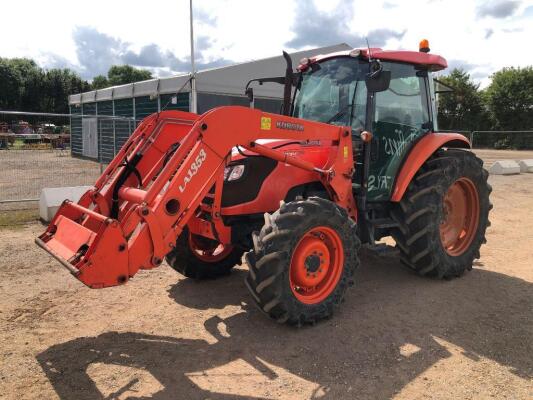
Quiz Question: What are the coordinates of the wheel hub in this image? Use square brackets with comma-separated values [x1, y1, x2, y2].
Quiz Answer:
[304, 253, 321, 273]
[289, 226, 344, 304]
[439, 178, 480, 256]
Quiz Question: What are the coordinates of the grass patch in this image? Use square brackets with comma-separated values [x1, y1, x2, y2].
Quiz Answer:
[0, 208, 40, 229]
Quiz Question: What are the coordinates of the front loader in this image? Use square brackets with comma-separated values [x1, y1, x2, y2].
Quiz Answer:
[37, 42, 491, 325]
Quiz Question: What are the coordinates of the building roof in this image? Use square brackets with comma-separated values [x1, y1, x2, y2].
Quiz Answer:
[69, 43, 352, 105]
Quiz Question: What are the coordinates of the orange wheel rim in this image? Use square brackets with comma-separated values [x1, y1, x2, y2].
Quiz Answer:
[289, 226, 344, 304]
[188, 234, 233, 263]
[439, 178, 480, 256]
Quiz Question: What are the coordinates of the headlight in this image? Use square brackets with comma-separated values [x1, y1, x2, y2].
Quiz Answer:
[224, 164, 245, 181]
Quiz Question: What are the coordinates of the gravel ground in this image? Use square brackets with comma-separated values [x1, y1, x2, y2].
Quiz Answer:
[473, 148, 533, 167]
[0, 155, 532, 399]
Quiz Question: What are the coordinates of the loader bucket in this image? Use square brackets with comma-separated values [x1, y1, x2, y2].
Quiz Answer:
[36, 200, 130, 288]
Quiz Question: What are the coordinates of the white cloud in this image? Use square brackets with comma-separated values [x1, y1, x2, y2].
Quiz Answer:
[1, 0, 532, 86]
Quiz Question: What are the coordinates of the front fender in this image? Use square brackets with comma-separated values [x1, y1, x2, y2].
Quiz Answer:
[391, 132, 470, 202]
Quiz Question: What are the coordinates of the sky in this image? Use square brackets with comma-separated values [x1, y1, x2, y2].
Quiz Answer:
[2, 0, 533, 87]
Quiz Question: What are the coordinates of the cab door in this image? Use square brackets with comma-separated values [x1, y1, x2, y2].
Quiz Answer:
[367, 62, 433, 201]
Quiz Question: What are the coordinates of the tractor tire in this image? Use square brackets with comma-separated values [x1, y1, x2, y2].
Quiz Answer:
[391, 148, 492, 279]
[244, 197, 360, 326]
[165, 228, 244, 279]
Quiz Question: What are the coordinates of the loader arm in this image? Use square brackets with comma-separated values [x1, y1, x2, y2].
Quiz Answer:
[37, 106, 356, 288]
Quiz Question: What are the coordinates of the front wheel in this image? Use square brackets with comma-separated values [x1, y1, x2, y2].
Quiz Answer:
[166, 228, 244, 279]
[391, 148, 492, 279]
[244, 197, 361, 326]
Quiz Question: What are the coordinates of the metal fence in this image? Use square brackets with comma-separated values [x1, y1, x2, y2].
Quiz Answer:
[1, 109, 532, 209]
[471, 131, 533, 150]
[0, 111, 71, 150]
[0, 111, 139, 209]
[0, 148, 101, 206]
[440, 130, 533, 149]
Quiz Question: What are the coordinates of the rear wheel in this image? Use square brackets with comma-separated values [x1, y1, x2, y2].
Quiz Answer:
[166, 228, 244, 279]
[244, 197, 360, 325]
[391, 148, 492, 278]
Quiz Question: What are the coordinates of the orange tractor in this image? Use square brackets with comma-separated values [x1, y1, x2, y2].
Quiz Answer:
[37, 42, 491, 325]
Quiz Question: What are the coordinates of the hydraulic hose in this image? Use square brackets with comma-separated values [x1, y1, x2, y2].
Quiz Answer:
[110, 152, 143, 219]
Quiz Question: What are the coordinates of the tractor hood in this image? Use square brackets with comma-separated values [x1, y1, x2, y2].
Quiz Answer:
[230, 139, 322, 162]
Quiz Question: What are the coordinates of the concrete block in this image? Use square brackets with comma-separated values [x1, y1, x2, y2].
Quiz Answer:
[39, 186, 92, 222]
[518, 159, 533, 173]
[488, 160, 521, 175]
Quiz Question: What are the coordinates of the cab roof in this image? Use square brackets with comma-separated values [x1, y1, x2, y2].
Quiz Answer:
[305, 48, 448, 72]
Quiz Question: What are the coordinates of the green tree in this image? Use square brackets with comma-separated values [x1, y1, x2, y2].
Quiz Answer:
[91, 75, 109, 90]
[0, 58, 43, 110]
[0, 57, 153, 113]
[10, 58, 44, 111]
[41, 69, 89, 113]
[0, 58, 88, 113]
[437, 69, 488, 131]
[485, 66, 533, 130]
[107, 65, 153, 86]
[0, 59, 22, 109]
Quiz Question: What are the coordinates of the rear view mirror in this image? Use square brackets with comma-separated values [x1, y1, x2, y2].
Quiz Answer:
[365, 70, 391, 93]
[245, 87, 254, 103]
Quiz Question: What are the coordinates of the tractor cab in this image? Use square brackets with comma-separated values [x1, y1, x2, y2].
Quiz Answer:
[292, 47, 445, 201]
[247, 44, 446, 202]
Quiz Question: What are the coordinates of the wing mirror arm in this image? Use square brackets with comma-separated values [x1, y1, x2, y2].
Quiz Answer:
[245, 87, 255, 108]
[282, 51, 294, 116]
[244, 76, 286, 109]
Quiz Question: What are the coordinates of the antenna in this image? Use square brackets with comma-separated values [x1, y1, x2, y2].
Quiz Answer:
[365, 37, 373, 61]
[189, 0, 197, 113]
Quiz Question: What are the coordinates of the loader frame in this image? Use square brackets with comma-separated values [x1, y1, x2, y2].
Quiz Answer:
[37, 107, 357, 288]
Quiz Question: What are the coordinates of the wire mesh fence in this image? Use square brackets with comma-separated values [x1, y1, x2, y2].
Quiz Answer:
[1, 109, 533, 211]
[0, 149, 101, 207]
[0, 111, 139, 209]
[0, 111, 71, 150]
[472, 131, 533, 150]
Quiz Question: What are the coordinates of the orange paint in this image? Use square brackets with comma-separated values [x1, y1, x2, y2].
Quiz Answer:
[289, 226, 344, 304]
[36, 107, 356, 288]
[391, 133, 470, 202]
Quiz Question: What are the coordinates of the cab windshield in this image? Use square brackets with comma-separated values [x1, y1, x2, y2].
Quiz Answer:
[293, 57, 368, 132]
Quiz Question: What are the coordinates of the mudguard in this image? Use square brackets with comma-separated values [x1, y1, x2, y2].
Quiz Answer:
[391, 132, 470, 202]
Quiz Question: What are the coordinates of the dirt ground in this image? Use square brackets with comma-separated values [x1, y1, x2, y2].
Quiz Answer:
[1, 159, 532, 399]
[473, 148, 533, 167]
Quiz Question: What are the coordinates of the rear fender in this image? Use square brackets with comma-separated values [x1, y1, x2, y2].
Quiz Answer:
[391, 133, 470, 202]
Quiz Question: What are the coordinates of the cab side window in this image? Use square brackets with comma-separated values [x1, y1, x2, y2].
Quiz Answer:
[368, 62, 432, 201]
[375, 63, 430, 131]
[349, 81, 367, 132]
